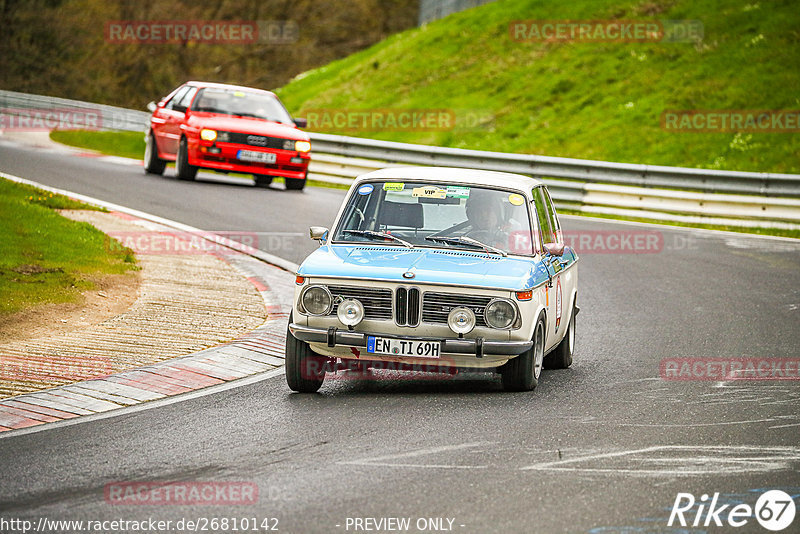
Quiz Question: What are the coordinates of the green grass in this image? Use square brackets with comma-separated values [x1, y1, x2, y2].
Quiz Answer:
[0, 179, 137, 316]
[50, 130, 145, 160]
[276, 0, 799, 174]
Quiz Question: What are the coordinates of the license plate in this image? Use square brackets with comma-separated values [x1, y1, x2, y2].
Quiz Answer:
[237, 150, 276, 164]
[367, 336, 441, 358]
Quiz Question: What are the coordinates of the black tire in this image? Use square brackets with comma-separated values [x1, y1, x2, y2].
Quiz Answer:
[143, 132, 166, 175]
[254, 174, 273, 188]
[285, 172, 306, 191]
[285, 315, 326, 393]
[544, 301, 576, 370]
[175, 137, 198, 181]
[501, 314, 545, 391]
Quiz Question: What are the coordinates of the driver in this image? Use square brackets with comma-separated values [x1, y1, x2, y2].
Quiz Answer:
[465, 189, 508, 248]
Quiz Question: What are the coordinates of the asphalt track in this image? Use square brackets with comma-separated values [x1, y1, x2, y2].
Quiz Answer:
[1, 140, 799, 533]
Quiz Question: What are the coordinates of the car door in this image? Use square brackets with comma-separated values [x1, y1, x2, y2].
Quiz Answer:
[532, 186, 570, 351]
[154, 85, 192, 156]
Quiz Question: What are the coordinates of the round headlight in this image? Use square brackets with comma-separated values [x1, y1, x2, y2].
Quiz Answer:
[485, 299, 517, 329]
[295, 140, 311, 153]
[301, 286, 332, 316]
[337, 298, 364, 327]
[447, 307, 476, 335]
[200, 128, 217, 141]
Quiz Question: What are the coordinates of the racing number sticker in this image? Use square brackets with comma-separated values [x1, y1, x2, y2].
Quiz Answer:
[555, 277, 562, 332]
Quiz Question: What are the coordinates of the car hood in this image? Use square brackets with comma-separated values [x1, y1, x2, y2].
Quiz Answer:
[297, 245, 551, 291]
[188, 114, 308, 140]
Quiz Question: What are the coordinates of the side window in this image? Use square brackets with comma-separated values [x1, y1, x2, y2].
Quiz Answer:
[177, 87, 198, 111]
[165, 86, 190, 111]
[542, 188, 563, 244]
[532, 187, 554, 248]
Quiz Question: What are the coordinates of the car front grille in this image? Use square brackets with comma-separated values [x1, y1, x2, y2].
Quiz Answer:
[422, 292, 491, 327]
[224, 132, 293, 150]
[327, 285, 392, 321]
[395, 287, 420, 327]
[320, 285, 492, 327]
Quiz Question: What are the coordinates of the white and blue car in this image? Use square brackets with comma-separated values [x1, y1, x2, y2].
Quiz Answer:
[286, 167, 578, 392]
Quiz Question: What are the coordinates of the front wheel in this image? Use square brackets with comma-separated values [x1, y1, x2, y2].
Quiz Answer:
[175, 137, 198, 181]
[254, 174, 273, 188]
[143, 132, 166, 175]
[285, 316, 326, 393]
[544, 302, 576, 370]
[501, 314, 545, 391]
[284, 172, 306, 191]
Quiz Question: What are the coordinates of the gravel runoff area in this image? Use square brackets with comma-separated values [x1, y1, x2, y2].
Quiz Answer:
[0, 209, 270, 400]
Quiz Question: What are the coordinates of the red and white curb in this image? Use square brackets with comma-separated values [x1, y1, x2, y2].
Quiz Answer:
[0, 173, 298, 435]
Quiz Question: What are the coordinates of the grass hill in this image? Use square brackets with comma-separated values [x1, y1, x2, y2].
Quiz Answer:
[276, 0, 800, 174]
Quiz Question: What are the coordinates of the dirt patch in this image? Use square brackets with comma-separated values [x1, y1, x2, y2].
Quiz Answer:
[0, 270, 141, 343]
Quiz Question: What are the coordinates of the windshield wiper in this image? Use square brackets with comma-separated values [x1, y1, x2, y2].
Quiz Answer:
[343, 230, 414, 248]
[425, 235, 507, 257]
[231, 112, 261, 119]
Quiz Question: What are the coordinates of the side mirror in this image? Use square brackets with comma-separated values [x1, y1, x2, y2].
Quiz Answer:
[309, 226, 329, 243]
[543, 242, 565, 257]
[293, 117, 307, 128]
[147, 101, 157, 112]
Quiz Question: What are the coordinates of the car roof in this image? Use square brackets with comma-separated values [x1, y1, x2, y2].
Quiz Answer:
[354, 166, 544, 192]
[185, 81, 277, 97]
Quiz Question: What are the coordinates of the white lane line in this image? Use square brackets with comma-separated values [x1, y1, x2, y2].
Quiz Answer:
[0, 367, 285, 440]
[344, 463, 488, 470]
[520, 445, 800, 475]
[769, 422, 800, 429]
[339, 442, 495, 469]
[607, 418, 779, 428]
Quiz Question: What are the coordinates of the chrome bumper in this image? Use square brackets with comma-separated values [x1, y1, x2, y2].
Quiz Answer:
[289, 323, 533, 358]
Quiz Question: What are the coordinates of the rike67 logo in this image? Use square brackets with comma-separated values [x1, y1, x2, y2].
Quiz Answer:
[669, 490, 796, 531]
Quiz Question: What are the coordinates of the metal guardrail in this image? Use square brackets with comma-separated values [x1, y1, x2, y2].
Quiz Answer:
[2, 90, 799, 228]
[0, 89, 150, 133]
[307, 132, 800, 198]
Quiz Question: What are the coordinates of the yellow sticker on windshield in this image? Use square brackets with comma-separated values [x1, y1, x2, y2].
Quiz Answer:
[508, 193, 525, 206]
[412, 186, 447, 199]
[383, 182, 405, 191]
[233, 91, 246, 97]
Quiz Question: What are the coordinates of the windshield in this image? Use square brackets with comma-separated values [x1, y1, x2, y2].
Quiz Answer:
[332, 181, 534, 255]
[190, 88, 294, 124]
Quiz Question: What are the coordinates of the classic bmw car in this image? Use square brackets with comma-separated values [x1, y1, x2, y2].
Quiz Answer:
[144, 81, 311, 190]
[286, 167, 578, 392]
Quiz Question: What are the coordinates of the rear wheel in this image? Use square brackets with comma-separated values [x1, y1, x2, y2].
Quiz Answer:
[254, 174, 273, 188]
[175, 137, 198, 181]
[143, 132, 166, 175]
[285, 315, 326, 393]
[544, 301, 576, 370]
[501, 314, 545, 391]
[285, 172, 306, 191]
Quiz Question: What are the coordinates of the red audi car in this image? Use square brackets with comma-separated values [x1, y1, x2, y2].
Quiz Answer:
[144, 81, 311, 190]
